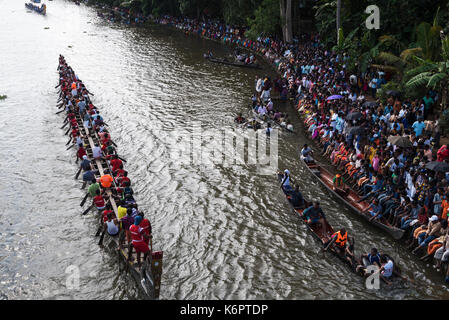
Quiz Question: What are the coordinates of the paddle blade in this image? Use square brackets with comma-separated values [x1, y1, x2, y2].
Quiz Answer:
[80, 192, 89, 207]
[95, 226, 103, 237]
[82, 204, 94, 215]
[98, 230, 106, 246]
[75, 167, 83, 180]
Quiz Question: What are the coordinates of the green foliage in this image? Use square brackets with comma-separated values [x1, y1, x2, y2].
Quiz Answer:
[222, 0, 258, 25]
[0, 95, 7, 100]
[376, 81, 401, 103]
[246, 0, 280, 40]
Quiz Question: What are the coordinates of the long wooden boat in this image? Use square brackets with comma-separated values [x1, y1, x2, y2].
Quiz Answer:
[57, 58, 163, 299]
[25, 2, 46, 15]
[277, 172, 404, 283]
[300, 158, 405, 240]
[204, 56, 262, 69]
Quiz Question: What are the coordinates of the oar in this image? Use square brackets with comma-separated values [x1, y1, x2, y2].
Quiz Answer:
[56, 109, 65, 115]
[61, 121, 69, 129]
[82, 204, 94, 215]
[118, 156, 127, 163]
[80, 192, 89, 206]
[75, 167, 82, 180]
[95, 225, 103, 237]
[111, 141, 118, 147]
[98, 229, 106, 246]
[66, 138, 72, 146]
[65, 128, 71, 135]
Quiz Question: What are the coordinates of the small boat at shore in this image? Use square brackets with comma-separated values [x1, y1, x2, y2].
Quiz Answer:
[204, 56, 261, 69]
[277, 172, 404, 283]
[25, 2, 46, 15]
[300, 158, 405, 240]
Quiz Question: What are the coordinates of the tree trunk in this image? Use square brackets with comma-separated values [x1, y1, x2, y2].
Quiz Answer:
[280, 0, 293, 43]
[286, 0, 292, 42]
[442, 83, 448, 110]
[336, 0, 341, 43]
[280, 0, 286, 41]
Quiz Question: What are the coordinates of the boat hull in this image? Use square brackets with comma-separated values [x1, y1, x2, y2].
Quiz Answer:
[300, 158, 405, 240]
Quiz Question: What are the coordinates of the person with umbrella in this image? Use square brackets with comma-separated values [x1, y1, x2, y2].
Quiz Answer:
[388, 135, 413, 149]
[426, 160, 449, 172]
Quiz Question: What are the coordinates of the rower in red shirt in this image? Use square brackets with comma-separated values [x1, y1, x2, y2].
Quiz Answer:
[113, 164, 125, 178]
[93, 189, 106, 211]
[102, 203, 114, 223]
[110, 154, 123, 172]
[128, 216, 150, 267]
[138, 212, 152, 248]
[71, 126, 79, 139]
[118, 171, 130, 187]
[77, 144, 87, 161]
[101, 132, 111, 146]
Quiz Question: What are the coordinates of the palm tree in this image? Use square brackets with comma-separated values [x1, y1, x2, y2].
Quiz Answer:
[372, 35, 423, 77]
[406, 34, 449, 109]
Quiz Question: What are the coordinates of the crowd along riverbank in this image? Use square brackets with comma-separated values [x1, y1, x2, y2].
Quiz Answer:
[149, 14, 449, 288]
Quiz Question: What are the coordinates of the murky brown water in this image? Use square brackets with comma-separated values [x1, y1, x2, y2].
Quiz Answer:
[1, 0, 448, 299]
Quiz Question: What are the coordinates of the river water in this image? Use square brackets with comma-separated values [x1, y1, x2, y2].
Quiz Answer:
[0, 0, 448, 300]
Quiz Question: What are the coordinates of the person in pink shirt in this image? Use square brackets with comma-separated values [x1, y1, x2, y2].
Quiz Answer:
[424, 145, 433, 161]
[372, 152, 380, 172]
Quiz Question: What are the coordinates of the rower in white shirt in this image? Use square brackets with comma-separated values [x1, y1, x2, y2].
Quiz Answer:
[93, 144, 103, 160]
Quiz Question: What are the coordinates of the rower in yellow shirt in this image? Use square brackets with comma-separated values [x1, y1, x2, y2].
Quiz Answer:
[117, 200, 128, 220]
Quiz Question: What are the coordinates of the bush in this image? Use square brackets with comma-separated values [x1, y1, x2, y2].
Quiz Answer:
[376, 81, 402, 104]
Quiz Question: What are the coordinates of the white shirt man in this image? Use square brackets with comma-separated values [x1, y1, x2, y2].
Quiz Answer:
[381, 259, 394, 278]
[349, 92, 357, 102]
[266, 100, 273, 111]
[93, 145, 102, 159]
[261, 88, 271, 102]
[257, 105, 267, 116]
[256, 78, 263, 93]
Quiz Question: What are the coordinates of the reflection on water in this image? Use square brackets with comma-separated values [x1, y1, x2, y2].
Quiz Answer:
[0, 0, 448, 300]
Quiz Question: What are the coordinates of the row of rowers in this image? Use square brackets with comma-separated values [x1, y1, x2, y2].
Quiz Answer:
[58, 55, 153, 263]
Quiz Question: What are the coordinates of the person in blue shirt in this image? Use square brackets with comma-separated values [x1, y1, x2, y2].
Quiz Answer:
[384, 104, 393, 115]
[280, 169, 294, 194]
[366, 198, 382, 220]
[290, 184, 305, 209]
[303, 202, 327, 231]
[400, 201, 421, 229]
[361, 173, 383, 197]
[412, 119, 425, 137]
[361, 247, 381, 268]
